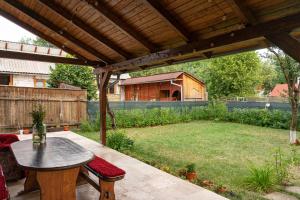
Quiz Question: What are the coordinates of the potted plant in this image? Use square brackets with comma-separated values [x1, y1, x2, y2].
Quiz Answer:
[63, 125, 70, 131]
[186, 163, 197, 181]
[23, 128, 30, 134]
[31, 105, 46, 144]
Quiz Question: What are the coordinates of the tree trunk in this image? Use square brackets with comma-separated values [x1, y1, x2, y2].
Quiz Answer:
[290, 101, 297, 144]
[106, 95, 116, 129]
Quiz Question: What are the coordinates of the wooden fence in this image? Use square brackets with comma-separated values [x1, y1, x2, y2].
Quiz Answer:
[0, 85, 87, 130]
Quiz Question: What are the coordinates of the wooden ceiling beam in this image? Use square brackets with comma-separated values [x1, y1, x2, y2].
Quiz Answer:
[0, 50, 102, 66]
[38, 0, 132, 59]
[0, 8, 90, 61]
[227, 0, 257, 25]
[265, 33, 300, 63]
[94, 12, 300, 72]
[86, 0, 157, 52]
[140, 0, 192, 42]
[4, 0, 112, 64]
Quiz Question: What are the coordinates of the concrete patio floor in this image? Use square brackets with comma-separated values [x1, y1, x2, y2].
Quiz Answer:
[8, 131, 227, 200]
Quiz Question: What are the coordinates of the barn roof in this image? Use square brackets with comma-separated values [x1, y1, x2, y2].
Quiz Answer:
[120, 71, 203, 85]
[0, 0, 300, 73]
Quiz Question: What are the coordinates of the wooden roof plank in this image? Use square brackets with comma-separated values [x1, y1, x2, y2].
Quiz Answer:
[140, 0, 192, 42]
[4, 0, 112, 63]
[38, 0, 132, 59]
[266, 33, 300, 63]
[87, 0, 158, 52]
[227, 0, 257, 25]
[94, 12, 300, 72]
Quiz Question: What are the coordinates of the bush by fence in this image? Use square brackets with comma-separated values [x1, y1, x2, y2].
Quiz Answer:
[81, 102, 295, 132]
[88, 101, 293, 119]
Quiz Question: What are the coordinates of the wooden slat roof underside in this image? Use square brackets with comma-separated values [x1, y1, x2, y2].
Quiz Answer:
[0, 0, 300, 73]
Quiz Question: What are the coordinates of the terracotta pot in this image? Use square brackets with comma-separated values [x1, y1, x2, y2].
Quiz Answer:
[186, 172, 197, 181]
[216, 186, 227, 193]
[202, 180, 214, 187]
[23, 128, 30, 134]
[63, 125, 69, 131]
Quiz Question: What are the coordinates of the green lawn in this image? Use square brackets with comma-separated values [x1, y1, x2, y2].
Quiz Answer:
[76, 121, 300, 199]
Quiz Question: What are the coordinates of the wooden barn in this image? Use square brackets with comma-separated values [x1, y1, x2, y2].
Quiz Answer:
[120, 72, 206, 101]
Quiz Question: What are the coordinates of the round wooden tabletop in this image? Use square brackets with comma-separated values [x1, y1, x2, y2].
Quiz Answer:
[10, 137, 94, 171]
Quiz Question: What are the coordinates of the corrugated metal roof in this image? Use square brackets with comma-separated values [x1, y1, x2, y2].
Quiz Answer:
[120, 71, 184, 85]
[0, 58, 54, 75]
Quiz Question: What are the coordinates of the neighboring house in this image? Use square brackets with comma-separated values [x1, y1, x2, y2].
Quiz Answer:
[269, 84, 289, 98]
[0, 40, 66, 88]
[268, 83, 299, 102]
[107, 74, 130, 101]
[0, 41, 130, 101]
[120, 71, 207, 101]
[0, 58, 54, 88]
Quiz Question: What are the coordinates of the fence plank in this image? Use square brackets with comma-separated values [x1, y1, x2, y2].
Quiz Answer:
[0, 85, 87, 130]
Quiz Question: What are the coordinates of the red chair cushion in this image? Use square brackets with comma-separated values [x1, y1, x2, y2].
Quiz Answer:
[0, 166, 9, 200]
[0, 134, 19, 145]
[87, 156, 125, 178]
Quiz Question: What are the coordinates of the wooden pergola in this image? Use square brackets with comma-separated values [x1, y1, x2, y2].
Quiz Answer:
[1, 0, 300, 145]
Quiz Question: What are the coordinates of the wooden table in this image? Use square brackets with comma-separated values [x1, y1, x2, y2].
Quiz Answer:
[11, 137, 94, 200]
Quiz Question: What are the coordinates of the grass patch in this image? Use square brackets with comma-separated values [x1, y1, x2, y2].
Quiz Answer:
[76, 120, 300, 200]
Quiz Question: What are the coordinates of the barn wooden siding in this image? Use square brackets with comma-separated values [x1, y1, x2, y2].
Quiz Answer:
[124, 74, 206, 101]
[0, 85, 87, 130]
[182, 74, 206, 101]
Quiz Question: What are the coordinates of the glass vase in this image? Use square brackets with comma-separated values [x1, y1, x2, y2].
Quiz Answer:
[32, 124, 46, 144]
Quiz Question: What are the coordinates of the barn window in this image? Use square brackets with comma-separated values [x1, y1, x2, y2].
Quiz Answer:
[160, 90, 170, 98]
[34, 79, 46, 88]
[0, 74, 10, 85]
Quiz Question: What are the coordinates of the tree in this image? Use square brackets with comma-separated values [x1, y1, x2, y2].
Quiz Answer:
[201, 51, 262, 98]
[267, 48, 300, 144]
[20, 36, 55, 47]
[47, 64, 97, 100]
[259, 61, 278, 95]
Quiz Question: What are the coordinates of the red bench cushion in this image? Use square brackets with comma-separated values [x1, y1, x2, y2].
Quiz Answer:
[87, 156, 125, 178]
[0, 134, 19, 145]
[0, 166, 9, 200]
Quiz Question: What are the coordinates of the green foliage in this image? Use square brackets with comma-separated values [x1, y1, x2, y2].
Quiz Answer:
[259, 61, 278, 95]
[30, 105, 46, 134]
[20, 36, 55, 47]
[186, 163, 196, 173]
[244, 166, 274, 192]
[273, 148, 289, 185]
[47, 64, 97, 100]
[107, 130, 134, 151]
[202, 51, 262, 98]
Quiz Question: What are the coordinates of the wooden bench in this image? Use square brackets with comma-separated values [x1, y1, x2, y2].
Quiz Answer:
[80, 156, 125, 200]
[0, 165, 9, 200]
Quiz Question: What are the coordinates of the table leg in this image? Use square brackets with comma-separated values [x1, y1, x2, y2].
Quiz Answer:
[18, 170, 39, 195]
[36, 167, 80, 200]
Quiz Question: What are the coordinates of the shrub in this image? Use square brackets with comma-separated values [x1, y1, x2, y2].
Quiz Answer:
[186, 163, 196, 173]
[107, 130, 134, 151]
[82, 101, 297, 131]
[244, 166, 274, 192]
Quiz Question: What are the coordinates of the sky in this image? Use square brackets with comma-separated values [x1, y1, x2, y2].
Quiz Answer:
[0, 16, 36, 42]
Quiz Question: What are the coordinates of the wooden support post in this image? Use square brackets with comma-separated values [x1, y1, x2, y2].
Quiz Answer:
[96, 70, 112, 145]
[265, 33, 300, 63]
